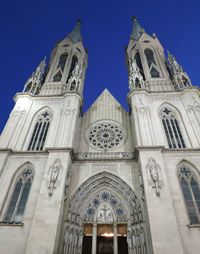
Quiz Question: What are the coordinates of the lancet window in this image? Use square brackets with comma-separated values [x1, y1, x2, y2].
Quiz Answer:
[4, 168, 33, 223]
[178, 165, 200, 224]
[144, 48, 160, 78]
[161, 107, 186, 148]
[53, 53, 68, 82]
[134, 51, 145, 80]
[67, 55, 78, 81]
[28, 111, 52, 151]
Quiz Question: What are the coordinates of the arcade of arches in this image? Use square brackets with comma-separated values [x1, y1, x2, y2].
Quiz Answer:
[63, 172, 147, 254]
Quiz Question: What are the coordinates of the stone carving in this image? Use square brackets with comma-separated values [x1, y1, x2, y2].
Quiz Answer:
[47, 159, 62, 197]
[96, 203, 113, 223]
[195, 103, 200, 113]
[129, 57, 145, 91]
[86, 120, 127, 151]
[84, 190, 126, 222]
[60, 100, 76, 116]
[67, 171, 143, 230]
[75, 152, 135, 160]
[66, 59, 82, 93]
[146, 158, 163, 196]
[167, 52, 192, 90]
[187, 102, 200, 114]
[23, 58, 46, 95]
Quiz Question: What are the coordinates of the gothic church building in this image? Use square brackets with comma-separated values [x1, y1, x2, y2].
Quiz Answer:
[0, 17, 200, 254]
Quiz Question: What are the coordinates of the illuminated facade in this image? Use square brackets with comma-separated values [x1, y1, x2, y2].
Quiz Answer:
[0, 18, 200, 254]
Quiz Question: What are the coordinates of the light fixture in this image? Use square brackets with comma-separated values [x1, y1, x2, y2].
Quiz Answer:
[101, 233, 114, 237]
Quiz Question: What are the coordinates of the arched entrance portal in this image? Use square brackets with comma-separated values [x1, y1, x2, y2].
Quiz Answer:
[63, 172, 147, 254]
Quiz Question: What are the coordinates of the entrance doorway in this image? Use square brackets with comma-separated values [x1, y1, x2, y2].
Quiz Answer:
[82, 223, 128, 254]
[97, 224, 113, 254]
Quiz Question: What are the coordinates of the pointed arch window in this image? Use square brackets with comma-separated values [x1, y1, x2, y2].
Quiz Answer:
[144, 48, 160, 78]
[161, 107, 186, 148]
[179, 165, 200, 224]
[53, 53, 68, 82]
[28, 111, 52, 151]
[134, 51, 145, 80]
[4, 168, 33, 223]
[67, 55, 78, 82]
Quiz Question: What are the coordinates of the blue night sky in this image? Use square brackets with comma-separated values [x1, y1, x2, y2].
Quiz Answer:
[0, 0, 200, 132]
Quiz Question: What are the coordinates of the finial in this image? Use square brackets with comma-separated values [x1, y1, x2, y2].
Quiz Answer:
[77, 19, 82, 26]
[131, 16, 137, 21]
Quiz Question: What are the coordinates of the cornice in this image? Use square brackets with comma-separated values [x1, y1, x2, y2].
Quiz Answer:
[127, 86, 200, 104]
[13, 91, 83, 106]
[0, 147, 74, 160]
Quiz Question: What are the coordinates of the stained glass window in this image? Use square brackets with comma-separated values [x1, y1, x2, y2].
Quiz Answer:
[161, 108, 186, 148]
[4, 168, 33, 223]
[28, 111, 52, 151]
[179, 165, 200, 224]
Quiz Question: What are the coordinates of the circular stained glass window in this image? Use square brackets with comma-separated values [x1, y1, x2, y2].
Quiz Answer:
[86, 121, 126, 150]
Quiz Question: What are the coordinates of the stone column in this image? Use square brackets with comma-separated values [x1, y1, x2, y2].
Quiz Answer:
[113, 223, 118, 254]
[92, 223, 97, 254]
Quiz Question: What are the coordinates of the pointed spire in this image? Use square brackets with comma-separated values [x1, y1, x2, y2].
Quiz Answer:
[68, 20, 82, 43]
[130, 16, 144, 40]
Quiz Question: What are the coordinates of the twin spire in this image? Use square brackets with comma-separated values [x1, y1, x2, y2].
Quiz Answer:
[67, 17, 143, 43]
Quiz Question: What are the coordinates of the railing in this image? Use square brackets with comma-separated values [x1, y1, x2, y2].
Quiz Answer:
[74, 152, 135, 160]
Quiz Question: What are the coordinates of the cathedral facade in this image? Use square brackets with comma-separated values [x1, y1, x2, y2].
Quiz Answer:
[0, 17, 200, 254]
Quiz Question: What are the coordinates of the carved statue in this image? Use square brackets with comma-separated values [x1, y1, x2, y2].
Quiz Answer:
[127, 227, 132, 249]
[97, 203, 113, 223]
[72, 61, 82, 76]
[48, 159, 62, 197]
[146, 158, 161, 196]
[130, 58, 138, 72]
[66, 59, 82, 93]
[129, 57, 145, 90]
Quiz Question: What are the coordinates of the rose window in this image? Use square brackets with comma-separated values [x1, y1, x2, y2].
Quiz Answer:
[87, 121, 126, 150]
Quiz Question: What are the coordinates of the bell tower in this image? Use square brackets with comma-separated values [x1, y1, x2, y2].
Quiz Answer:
[126, 16, 198, 254]
[126, 16, 174, 91]
[40, 20, 87, 96]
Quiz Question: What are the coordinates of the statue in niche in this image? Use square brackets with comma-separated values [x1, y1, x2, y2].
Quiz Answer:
[48, 159, 62, 197]
[67, 59, 82, 92]
[127, 227, 132, 249]
[97, 203, 113, 223]
[72, 61, 82, 77]
[146, 158, 163, 196]
[129, 57, 144, 90]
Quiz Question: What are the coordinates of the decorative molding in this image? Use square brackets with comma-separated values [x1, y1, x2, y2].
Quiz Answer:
[74, 152, 135, 161]
[60, 100, 76, 116]
[84, 191, 127, 222]
[85, 120, 127, 151]
[10, 109, 27, 119]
